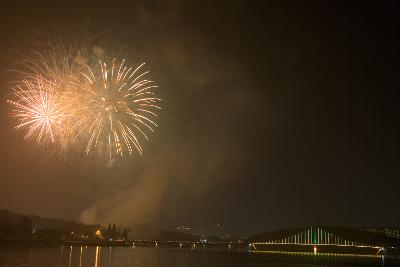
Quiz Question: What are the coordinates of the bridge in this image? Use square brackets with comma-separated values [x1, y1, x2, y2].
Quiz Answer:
[249, 226, 398, 256]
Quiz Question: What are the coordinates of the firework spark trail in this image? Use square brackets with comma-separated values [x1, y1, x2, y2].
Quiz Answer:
[11, 46, 83, 87]
[70, 59, 161, 157]
[6, 76, 69, 144]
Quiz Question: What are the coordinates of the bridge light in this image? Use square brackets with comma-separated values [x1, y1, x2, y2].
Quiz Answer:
[313, 246, 317, 255]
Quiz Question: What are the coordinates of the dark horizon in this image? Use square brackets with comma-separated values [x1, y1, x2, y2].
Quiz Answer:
[2, 208, 400, 242]
[0, 1, 400, 238]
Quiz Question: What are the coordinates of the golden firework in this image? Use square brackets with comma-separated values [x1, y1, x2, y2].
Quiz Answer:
[7, 76, 69, 144]
[69, 59, 161, 157]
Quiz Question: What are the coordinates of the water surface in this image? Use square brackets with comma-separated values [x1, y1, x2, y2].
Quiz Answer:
[0, 246, 396, 267]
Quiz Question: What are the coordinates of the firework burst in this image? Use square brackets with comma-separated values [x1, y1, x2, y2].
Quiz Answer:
[69, 58, 161, 157]
[6, 76, 69, 144]
[7, 43, 162, 159]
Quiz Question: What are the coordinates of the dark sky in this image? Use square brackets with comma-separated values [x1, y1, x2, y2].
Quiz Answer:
[0, 1, 399, 237]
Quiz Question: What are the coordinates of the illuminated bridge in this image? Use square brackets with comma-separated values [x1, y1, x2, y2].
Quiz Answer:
[249, 226, 400, 256]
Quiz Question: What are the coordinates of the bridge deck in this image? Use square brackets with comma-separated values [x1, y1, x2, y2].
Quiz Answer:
[251, 243, 381, 256]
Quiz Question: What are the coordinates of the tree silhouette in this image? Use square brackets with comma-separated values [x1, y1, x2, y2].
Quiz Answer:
[111, 223, 117, 240]
[17, 215, 32, 240]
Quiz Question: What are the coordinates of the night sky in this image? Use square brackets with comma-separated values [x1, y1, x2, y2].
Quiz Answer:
[0, 1, 399, 237]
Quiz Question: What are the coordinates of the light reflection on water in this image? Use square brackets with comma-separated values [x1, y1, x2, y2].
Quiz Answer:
[0, 246, 395, 267]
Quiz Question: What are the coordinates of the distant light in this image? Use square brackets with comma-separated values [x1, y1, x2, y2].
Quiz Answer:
[313, 246, 317, 255]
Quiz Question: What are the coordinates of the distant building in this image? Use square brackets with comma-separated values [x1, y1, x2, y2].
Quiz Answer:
[205, 224, 224, 240]
[176, 225, 192, 234]
[365, 227, 400, 239]
[174, 223, 234, 241]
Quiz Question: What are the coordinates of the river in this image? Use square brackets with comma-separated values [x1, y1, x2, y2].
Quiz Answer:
[0, 246, 398, 267]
